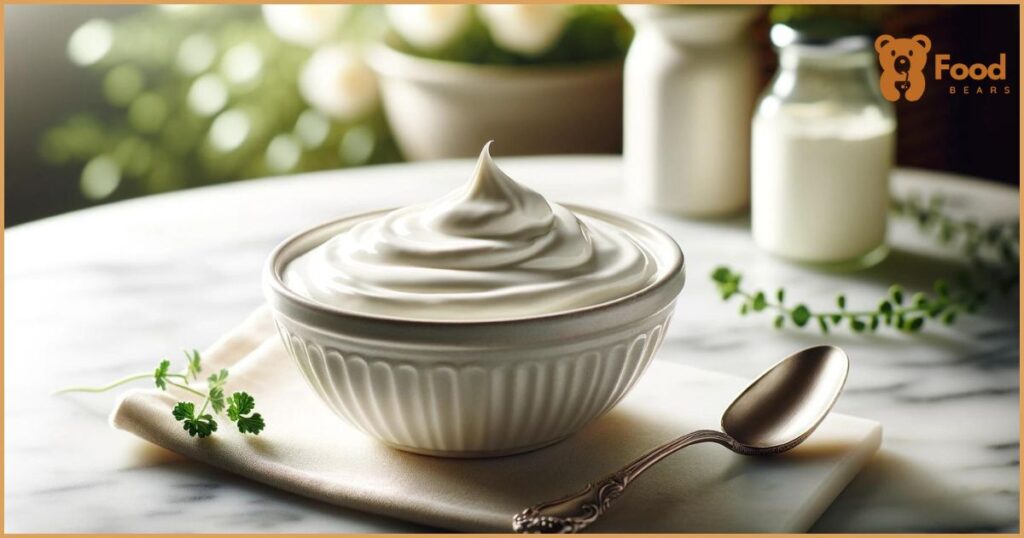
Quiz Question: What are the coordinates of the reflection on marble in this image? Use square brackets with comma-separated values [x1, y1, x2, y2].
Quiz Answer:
[5, 158, 1019, 532]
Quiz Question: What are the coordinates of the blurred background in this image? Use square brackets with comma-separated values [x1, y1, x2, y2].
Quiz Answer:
[5, 4, 1019, 226]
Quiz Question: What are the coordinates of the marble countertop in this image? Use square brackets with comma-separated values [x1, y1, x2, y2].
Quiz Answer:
[5, 156, 1019, 532]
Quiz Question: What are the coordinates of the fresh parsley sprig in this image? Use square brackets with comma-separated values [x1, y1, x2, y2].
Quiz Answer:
[57, 349, 265, 438]
[713, 194, 1018, 334]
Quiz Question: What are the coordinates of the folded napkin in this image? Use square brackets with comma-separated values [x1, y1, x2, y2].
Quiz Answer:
[111, 307, 881, 532]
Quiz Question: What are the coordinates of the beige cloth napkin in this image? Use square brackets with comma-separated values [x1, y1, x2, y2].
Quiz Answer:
[110, 307, 881, 532]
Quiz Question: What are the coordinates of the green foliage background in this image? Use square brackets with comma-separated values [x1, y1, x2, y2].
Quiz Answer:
[388, 5, 632, 66]
[41, 5, 400, 204]
[41, 5, 633, 207]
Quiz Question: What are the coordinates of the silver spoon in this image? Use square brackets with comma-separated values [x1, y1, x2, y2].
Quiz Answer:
[512, 345, 850, 534]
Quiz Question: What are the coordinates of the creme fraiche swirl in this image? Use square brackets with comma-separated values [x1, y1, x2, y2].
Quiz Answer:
[283, 143, 659, 321]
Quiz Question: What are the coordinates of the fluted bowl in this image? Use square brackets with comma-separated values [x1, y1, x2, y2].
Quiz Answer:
[263, 205, 685, 457]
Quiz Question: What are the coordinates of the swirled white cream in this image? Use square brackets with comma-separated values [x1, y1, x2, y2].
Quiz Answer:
[284, 143, 658, 321]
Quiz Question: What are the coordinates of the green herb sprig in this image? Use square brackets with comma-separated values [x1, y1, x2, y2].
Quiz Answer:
[713, 194, 1018, 334]
[58, 349, 265, 438]
[712, 267, 987, 334]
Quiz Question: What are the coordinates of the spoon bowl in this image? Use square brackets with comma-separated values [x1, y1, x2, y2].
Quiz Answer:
[722, 345, 849, 451]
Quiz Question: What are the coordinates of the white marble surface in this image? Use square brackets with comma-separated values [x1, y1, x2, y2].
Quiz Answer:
[5, 156, 1019, 532]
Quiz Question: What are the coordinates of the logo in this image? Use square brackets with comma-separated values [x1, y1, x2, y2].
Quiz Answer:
[875, 33, 1011, 101]
[875, 34, 931, 102]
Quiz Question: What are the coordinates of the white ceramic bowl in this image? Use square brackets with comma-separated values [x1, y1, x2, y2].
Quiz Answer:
[367, 44, 623, 160]
[264, 205, 685, 457]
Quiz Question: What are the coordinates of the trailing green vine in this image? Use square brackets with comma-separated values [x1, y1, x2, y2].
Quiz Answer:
[713, 194, 1018, 334]
[891, 194, 1018, 291]
[58, 349, 264, 438]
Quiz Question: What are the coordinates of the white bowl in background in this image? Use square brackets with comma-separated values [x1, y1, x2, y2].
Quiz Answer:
[367, 44, 623, 160]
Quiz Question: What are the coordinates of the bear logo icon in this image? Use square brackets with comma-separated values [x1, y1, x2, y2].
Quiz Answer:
[875, 34, 931, 102]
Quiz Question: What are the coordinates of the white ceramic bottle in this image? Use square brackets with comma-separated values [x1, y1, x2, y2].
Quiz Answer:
[620, 5, 761, 217]
[751, 23, 896, 269]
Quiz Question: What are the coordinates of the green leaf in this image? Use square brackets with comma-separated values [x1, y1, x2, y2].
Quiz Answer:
[154, 359, 171, 390]
[208, 385, 226, 414]
[227, 392, 264, 435]
[941, 311, 957, 325]
[911, 292, 927, 308]
[830, 313, 843, 324]
[773, 315, 785, 329]
[172, 401, 195, 422]
[889, 285, 904, 305]
[752, 292, 767, 312]
[817, 316, 829, 333]
[228, 392, 256, 421]
[906, 317, 925, 332]
[208, 368, 228, 388]
[184, 349, 201, 380]
[934, 279, 950, 298]
[775, 288, 785, 304]
[851, 319, 866, 332]
[791, 305, 811, 327]
[206, 370, 230, 414]
[878, 300, 893, 314]
[739, 302, 749, 315]
[869, 315, 880, 331]
[836, 294, 846, 309]
[173, 402, 220, 439]
[235, 413, 265, 435]
[711, 267, 733, 283]
[182, 414, 218, 438]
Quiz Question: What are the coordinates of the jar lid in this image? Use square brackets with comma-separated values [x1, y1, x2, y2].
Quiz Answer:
[770, 19, 873, 54]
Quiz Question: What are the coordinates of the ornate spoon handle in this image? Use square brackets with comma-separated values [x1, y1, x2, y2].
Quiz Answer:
[512, 429, 738, 534]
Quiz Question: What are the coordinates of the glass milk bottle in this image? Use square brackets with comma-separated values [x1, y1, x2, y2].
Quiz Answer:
[621, 5, 760, 217]
[751, 24, 896, 269]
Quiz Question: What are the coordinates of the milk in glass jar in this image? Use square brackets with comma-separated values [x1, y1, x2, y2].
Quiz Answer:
[752, 22, 896, 269]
